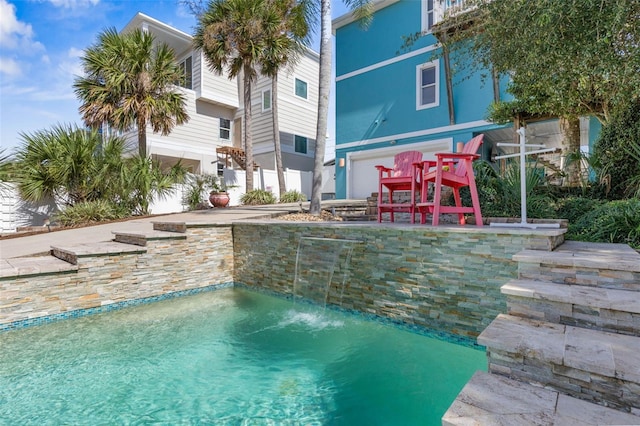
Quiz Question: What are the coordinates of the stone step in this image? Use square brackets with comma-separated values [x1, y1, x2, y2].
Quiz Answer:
[112, 230, 187, 247]
[443, 371, 640, 425]
[478, 314, 640, 413]
[503, 279, 640, 336]
[51, 241, 146, 265]
[0, 255, 78, 279]
[514, 241, 640, 290]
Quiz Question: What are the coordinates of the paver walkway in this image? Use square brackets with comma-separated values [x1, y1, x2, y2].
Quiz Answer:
[0, 205, 294, 259]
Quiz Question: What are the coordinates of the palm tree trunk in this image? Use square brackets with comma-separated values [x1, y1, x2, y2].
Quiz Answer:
[243, 64, 254, 192]
[560, 116, 581, 187]
[272, 75, 286, 197]
[309, 0, 331, 215]
[137, 116, 147, 157]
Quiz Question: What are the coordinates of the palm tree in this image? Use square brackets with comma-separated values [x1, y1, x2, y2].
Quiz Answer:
[120, 155, 187, 215]
[14, 124, 126, 206]
[195, 0, 273, 192]
[0, 148, 15, 197]
[309, 0, 372, 214]
[260, 0, 310, 198]
[74, 28, 189, 158]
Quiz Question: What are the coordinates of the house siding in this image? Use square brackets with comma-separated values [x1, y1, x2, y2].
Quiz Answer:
[245, 49, 319, 172]
[197, 52, 239, 109]
[116, 12, 319, 179]
[333, 1, 508, 199]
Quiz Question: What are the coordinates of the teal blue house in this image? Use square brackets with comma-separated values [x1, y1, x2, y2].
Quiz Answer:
[333, 0, 598, 199]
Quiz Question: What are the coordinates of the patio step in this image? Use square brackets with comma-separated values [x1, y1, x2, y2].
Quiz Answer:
[327, 202, 376, 221]
[51, 230, 186, 265]
[478, 313, 640, 413]
[514, 241, 640, 290]
[443, 371, 640, 425]
[503, 279, 640, 336]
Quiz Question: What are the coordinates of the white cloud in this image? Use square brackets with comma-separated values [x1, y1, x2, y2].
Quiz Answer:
[0, 83, 38, 96]
[41, 54, 51, 64]
[0, 0, 45, 53]
[68, 47, 84, 58]
[59, 57, 82, 78]
[46, 0, 99, 8]
[0, 56, 21, 77]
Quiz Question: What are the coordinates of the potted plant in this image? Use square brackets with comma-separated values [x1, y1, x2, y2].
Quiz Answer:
[207, 175, 230, 208]
[182, 173, 230, 210]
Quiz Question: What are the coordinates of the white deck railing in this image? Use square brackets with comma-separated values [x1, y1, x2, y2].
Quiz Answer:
[438, 0, 479, 20]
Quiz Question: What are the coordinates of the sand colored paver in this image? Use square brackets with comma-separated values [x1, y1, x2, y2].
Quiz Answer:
[443, 371, 640, 425]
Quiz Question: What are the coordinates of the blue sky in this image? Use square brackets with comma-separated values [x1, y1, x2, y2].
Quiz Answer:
[0, 0, 349, 156]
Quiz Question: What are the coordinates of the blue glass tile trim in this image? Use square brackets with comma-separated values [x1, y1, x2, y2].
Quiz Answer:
[233, 283, 484, 351]
[0, 282, 234, 333]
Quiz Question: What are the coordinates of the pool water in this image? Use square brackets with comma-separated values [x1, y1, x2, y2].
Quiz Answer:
[0, 288, 485, 425]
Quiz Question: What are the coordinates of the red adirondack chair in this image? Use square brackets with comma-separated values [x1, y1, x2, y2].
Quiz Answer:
[375, 150, 423, 223]
[416, 134, 484, 226]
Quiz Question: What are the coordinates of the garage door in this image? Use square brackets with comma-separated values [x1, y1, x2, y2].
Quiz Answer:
[347, 140, 451, 199]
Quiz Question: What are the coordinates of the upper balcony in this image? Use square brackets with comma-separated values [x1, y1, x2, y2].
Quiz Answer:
[433, 0, 485, 40]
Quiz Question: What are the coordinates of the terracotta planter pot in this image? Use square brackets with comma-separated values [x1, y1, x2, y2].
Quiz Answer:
[209, 192, 230, 208]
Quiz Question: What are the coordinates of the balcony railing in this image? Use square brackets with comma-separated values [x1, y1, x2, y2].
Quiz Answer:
[432, 0, 483, 36]
[438, 0, 478, 19]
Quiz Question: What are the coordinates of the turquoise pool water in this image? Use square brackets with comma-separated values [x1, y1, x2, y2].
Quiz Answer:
[0, 288, 485, 425]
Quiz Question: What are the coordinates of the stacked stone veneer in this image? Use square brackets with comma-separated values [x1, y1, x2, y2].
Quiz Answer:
[2, 219, 566, 340]
[233, 221, 565, 338]
[0, 224, 233, 328]
[477, 242, 640, 414]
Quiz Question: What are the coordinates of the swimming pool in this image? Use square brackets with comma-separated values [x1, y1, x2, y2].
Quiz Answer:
[0, 288, 485, 425]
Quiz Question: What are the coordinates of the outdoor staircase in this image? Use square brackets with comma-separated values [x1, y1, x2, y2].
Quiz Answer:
[330, 199, 376, 221]
[444, 241, 640, 424]
[217, 146, 248, 170]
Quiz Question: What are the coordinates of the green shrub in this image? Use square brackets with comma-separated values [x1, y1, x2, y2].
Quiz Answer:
[279, 190, 307, 203]
[54, 200, 129, 226]
[467, 160, 554, 218]
[568, 198, 640, 248]
[553, 196, 606, 224]
[182, 173, 222, 210]
[241, 189, 277, 205]
[592, 99, 640, 199]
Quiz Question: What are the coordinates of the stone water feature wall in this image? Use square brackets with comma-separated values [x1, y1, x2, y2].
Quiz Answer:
[2, 219, 564, 339]
[233, 222, 565, 338]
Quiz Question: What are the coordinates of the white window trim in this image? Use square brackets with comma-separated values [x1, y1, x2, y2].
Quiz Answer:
[262, 88, 272, 112]
[416, 60, 440, 111]
[177, 55, 193, 90]
[294, 77, 308, 100]
[219, 118, 231, 140]
[421, 0, 435, 33]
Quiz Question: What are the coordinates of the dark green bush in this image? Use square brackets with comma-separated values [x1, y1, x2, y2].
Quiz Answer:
[553, 196, 606, 224]
[241, 189, 277, 205]
[279, 190, 307, 203]
[567, 198, 640, 248]
[54, 200, 129, 226]
[592, 99, 640, 199]
[467, 160, 554, 218]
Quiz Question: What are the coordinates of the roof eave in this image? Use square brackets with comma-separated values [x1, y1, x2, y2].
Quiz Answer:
[332, 0, 400, 33]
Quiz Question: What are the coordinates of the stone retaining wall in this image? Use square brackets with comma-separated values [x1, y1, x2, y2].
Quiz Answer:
[233, 222, 564, 338]
[0, 226, 233, 329]
[2, 220, 565, 338]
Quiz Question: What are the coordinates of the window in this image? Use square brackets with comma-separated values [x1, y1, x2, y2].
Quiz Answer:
[416, 61, 439, 110]
[177, 56, 192, 89]
[294, 78, 307, 99]
[262, 89, 272, 112]
[220, 118, 231, 140]
[422, 0, 435, 32]
[294, 135, 307, 154]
